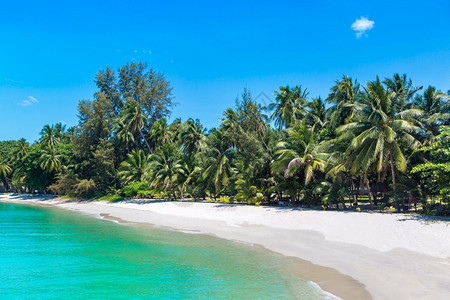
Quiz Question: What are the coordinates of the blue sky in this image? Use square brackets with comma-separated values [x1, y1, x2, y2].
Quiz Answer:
[1, 0, 449, 142]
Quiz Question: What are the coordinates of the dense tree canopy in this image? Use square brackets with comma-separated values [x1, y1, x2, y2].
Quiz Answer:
[1, 64, 449, 215]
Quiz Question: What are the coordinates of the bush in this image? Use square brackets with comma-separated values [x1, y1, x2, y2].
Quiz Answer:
[97, 194, 124, 202]
[49, 173, 78, 195]
[218, 196, 233, 204]
[49, 174, 96, 198]
[121, 181, 151, 198]
[74, 179, 96, 197]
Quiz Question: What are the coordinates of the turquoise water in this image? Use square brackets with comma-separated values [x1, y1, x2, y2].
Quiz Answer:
[0, 202, 328, 299]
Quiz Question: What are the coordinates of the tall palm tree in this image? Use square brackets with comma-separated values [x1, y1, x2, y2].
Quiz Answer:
[272, 124, 328, 185]
[149, 118, 173, 148]
[412, 86, 450, 139]
[39, 145, 62, 173]
[121, 100, 152, 152]
[269, 85, 308, 129]
[178, 157, 202, 197]
[113, 118, 135, 148]
[306, 97, 328, 129]
[336, 76, 421, 210]
[327, 76, 361, 128]
[179, 118, 205, 156]
[149, 144, 182, 197]
[13, 138, 29, 160]
[0, 154, 12, 190]
[118, 149, 150, 184]
[40, 125, 60, 147]
[202, 129, 234, 196]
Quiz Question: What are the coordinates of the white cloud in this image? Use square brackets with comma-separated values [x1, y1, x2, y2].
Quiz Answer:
[351, 17, 375, 38]
[18, 96, 39, 107]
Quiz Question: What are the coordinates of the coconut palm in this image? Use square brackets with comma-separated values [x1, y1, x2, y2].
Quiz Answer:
[0, 154, 12, 190]
[149, 144, 182, 197]
[306, 97, 328, 129]
[272, 124, 328, 185]
[149, 118, 173, 148]
[179, 118, 205, 156]
[327, 76, 361, 128]
[336, 76, 422, 210]
[178, 157, 202, 197]
[269, 85, 308, 129]
[113, 118, 135, 147]
[202, 129, 234, 196]
[39, 145, 62, 173]
[121, 100, 152, 152]
[118, 149, 150, 184]
[411, 86, 450, 139]
[13, 138, 29, 160]
[40, 125, 60, 147]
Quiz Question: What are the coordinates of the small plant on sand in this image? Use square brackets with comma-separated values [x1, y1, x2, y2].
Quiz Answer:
[218, 196, 231, 204]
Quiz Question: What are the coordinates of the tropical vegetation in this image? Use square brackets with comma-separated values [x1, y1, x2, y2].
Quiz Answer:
[1, 62, 449, 215]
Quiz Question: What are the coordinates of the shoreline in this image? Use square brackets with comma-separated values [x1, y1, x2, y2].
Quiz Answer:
[2, 195, 450, 299]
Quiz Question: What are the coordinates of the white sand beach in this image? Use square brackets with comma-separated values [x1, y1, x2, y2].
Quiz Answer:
[1, 194, 449, 299]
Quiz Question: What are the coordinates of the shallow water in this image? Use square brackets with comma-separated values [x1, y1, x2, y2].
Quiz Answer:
[0, 202, 332, 299]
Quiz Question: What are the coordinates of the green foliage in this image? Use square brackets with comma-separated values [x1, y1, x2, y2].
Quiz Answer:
[235, 179, 264, 205]
[97, 194, 124, 202]
[218, 195, 233, 204]
[1, 70, 448, 216]
[74, 179, 96, 197]
[411, 126, 450, 206]
[121, 181, 151, 198]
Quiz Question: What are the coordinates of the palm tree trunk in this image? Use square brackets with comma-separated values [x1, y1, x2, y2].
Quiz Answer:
[389, 150, 399, 211]
[365, 174, 373, 209]
[139, 128, 152, 153]
[1, 177, 9, 192]
[352, 180, 358, 205]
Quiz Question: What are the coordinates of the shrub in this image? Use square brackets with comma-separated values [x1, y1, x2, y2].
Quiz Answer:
[74, 179, 96, 197]
[98, 194, 124, 202]
[49, 174, 96, 198]
[218, 196, 232, 204]
[49, 173, 78, 195]
[121, 181, 151, 198]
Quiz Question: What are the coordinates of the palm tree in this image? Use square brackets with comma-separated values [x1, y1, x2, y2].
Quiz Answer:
[327, 76, 361, 128]
[149, 144, 182, 197]
[269, 85, 308, 129]
[336, 76, 421, 210]
[178, 157, 202, 197]
[0, 154, 12, 190]
[121, 100, 152, 152]
[149, 118, 173, 148]
[272, 124, 328, 185]
[202, 129, 234, 196]
[40, 125, 60, 147]
[306, 97, 328, 129]
[13, 138, 29, 160]
[179, 118, 205, 156]
[39, 145, 62, 173]
[411, 86, 450, 139]
[118, 149, 150, 184]
[113, 118, 135, 148]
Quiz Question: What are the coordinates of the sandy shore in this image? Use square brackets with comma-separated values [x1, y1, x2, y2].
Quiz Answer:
[1, 195, 449, 299]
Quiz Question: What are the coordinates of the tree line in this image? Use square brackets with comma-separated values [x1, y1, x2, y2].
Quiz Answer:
[0, 62, 449, 215]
